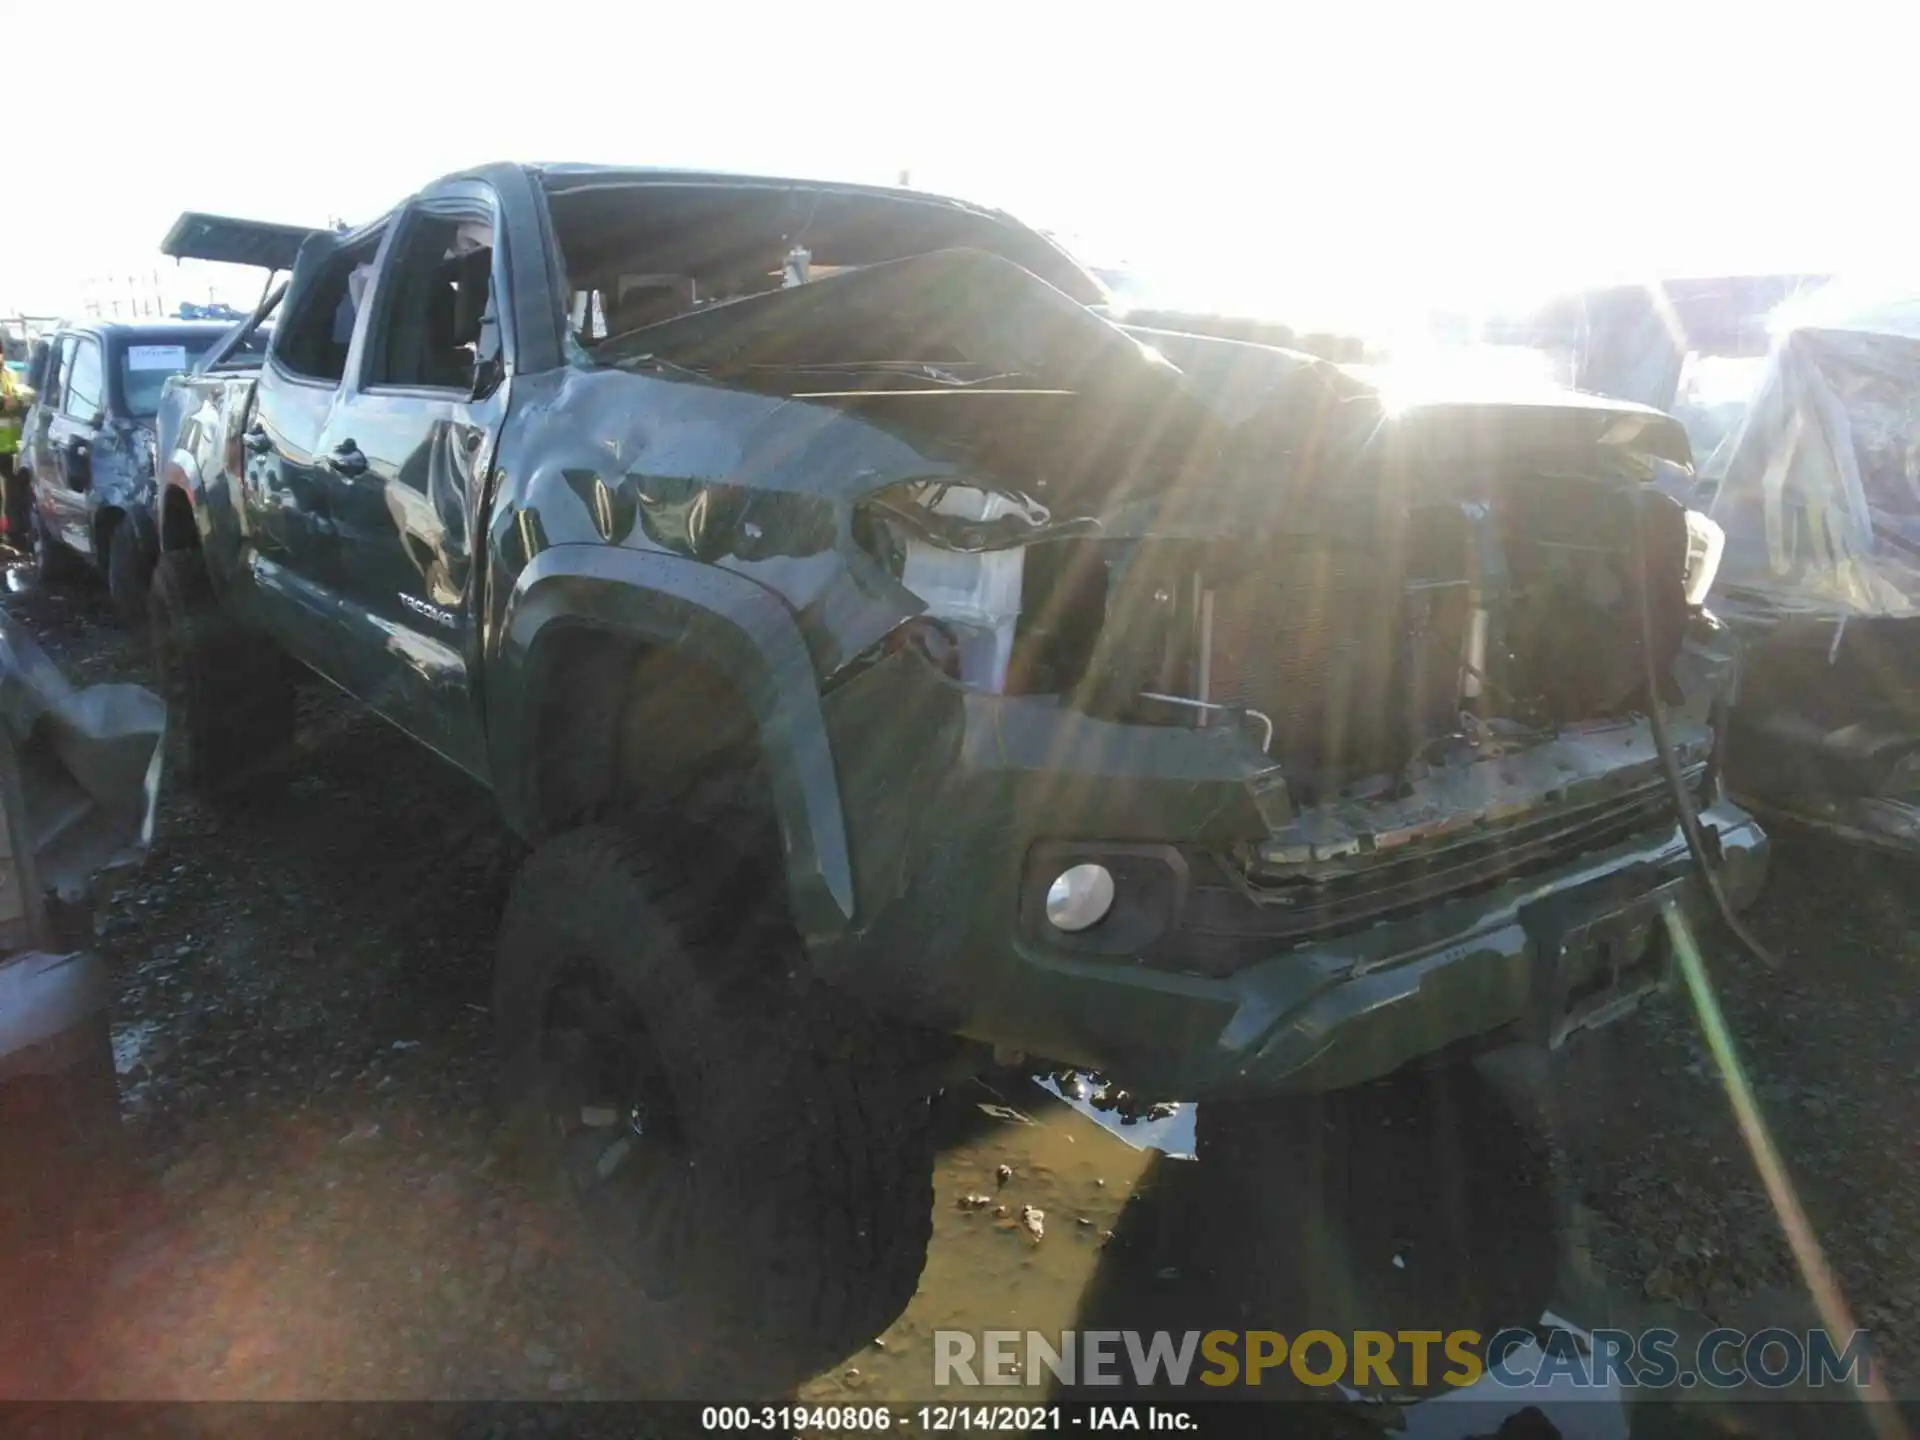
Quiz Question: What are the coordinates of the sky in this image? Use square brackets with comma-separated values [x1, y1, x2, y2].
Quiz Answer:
[5, 0, 1915, 337]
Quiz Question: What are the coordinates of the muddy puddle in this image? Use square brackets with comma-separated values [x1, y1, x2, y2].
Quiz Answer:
[793, 1066, 1650, 1437]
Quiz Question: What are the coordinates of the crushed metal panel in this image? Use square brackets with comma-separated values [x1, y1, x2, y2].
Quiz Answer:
[596, 247, 1166, 387]
[0, 615, 164, 901]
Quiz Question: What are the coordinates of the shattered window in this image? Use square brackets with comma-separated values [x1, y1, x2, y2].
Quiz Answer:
[275, 239, 383, 384]
[570, 290, 609, 342]
[365, 211, 496, 393]
[543, 178, 1104, 364]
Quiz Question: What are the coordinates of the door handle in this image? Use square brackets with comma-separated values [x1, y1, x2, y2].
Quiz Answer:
[242, 424, 272, 455]
[326, 441, 369, 478]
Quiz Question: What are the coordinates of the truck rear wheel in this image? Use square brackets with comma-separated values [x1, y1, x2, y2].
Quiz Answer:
[147, 551, 297, 800]
[494, 824, 935, 1397]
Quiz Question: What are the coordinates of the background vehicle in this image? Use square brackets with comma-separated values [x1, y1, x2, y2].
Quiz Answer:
[19, 320, 269, 626]
[150, 163, 1765, 1394]
[1475, 276, 1920, 856]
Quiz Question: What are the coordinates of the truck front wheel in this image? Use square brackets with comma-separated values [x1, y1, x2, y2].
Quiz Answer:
[27, 501, 82, 588]
[107, 522, 155, 634]
[494, 824, 935, 1397]
[147, 551, 297, 799]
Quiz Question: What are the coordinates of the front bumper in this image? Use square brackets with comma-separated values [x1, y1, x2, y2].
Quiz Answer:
[817, 653, 1766, 1100]
[1002, 800, 1764, 1097]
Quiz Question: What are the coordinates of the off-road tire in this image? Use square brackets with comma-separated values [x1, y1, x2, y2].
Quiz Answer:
[494, 824, 936, 1398]
[27, 499, 82, 588]
[147, 550, 297, 800]
[106, 521, 153, 635]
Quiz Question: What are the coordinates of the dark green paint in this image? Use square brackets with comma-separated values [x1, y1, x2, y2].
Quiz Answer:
[151, 161, 1766, 1100]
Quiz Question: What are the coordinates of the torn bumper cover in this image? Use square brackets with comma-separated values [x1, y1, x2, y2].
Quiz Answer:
[1698, 291, 1920, 851]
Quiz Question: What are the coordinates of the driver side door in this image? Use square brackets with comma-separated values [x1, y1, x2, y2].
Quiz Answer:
[237, 228, 386, 668]
[23, 336, 70, 502]
[42, 335, 104, 557]
[311, 188, 508, 779]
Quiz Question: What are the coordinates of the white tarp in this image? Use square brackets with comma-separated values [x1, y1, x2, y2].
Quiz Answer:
[1703, 289, 1920, 617]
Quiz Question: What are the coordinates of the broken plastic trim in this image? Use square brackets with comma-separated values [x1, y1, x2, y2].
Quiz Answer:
[865, 484, 1100, 553]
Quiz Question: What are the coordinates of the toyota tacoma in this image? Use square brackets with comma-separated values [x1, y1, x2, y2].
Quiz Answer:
[148, 164, 1767, 1394]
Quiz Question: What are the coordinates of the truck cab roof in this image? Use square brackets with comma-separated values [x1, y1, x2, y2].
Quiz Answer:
[162, 162, 1105, 312]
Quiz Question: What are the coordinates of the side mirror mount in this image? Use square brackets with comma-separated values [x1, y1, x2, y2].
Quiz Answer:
[25, 341, 50, 394]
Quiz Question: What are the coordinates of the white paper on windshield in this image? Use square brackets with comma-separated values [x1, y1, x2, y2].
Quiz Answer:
[126, 345, 189, 372]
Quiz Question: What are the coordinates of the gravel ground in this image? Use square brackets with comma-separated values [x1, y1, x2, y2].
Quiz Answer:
[0, 566, 1913, 1421]
[1555, 838, 1920, 1371]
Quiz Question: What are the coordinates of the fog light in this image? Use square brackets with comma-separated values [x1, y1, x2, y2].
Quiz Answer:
[1045, 863, 1115, 932]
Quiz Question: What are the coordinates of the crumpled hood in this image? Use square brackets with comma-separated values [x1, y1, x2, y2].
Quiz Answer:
[597, 248, 1692, 515]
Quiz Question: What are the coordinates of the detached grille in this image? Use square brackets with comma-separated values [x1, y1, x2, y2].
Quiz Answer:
[1239, 775, 1695, 934]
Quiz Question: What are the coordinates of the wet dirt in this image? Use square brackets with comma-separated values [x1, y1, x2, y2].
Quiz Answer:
[0, 566, 1915, 1437]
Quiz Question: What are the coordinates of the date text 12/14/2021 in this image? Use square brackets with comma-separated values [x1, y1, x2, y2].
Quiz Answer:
[700, 1405, 1198, 1431]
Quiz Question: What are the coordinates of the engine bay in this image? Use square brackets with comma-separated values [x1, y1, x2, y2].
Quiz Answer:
[866, 471, 1693, 810]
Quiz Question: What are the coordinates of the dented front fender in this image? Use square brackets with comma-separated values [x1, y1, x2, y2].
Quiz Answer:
[492, 543, 856, 940]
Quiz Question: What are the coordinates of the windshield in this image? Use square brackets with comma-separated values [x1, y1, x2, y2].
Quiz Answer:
[116, 329, 271, 416]
[117, 342, 216, 418]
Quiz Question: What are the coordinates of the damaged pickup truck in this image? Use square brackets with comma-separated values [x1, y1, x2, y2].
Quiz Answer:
[1691, 285, 1920, 852]
[150, 164, 1767, 1394]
